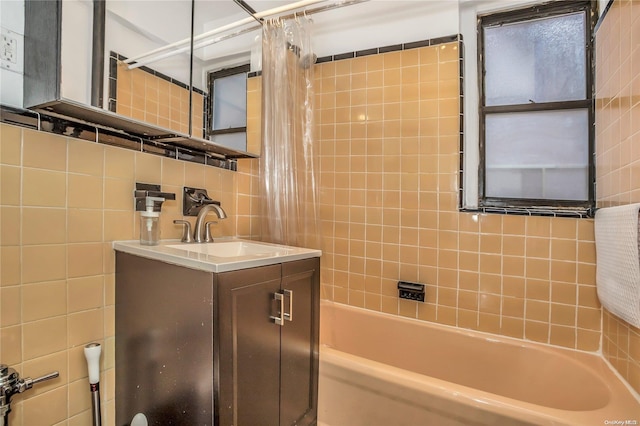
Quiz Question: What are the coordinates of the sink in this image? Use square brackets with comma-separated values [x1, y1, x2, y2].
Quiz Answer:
[165, 241, 291, 258]
[113, 238, 321, 273]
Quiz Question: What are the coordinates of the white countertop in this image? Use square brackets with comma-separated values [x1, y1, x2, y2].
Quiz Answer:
[113, 238, 322, 273]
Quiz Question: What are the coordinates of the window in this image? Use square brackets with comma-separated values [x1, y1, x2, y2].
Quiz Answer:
[478, 1, 595, 211]
[207, 64, 250, 152]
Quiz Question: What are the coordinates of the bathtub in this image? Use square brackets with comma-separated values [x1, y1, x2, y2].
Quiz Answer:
[318, 301, 640, 426]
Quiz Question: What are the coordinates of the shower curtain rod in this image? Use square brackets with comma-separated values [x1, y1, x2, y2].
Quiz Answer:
[126, 0, 369, 70]
[277, 0, 368, 22]
[127, 25, 258, 70]
[124, 0, 326, 68]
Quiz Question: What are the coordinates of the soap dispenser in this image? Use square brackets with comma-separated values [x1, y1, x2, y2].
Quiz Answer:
[140, 196, 163, 246]
[134, 183, 176, 246]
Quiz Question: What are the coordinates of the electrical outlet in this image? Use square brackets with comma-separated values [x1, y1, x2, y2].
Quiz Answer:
[1, 27, 24, 74]
[1, 33, 17, 63]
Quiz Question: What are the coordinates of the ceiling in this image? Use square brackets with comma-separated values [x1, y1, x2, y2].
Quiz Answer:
[107, 0, 461, 77]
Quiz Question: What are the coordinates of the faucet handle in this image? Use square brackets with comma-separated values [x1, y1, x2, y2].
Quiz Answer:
[173, 220, 194, 243]
[204, 221, 218, 243]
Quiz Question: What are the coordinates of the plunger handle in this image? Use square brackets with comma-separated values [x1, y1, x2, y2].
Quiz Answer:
[84, 343, 101, 385]
[84, 343, 102, 426]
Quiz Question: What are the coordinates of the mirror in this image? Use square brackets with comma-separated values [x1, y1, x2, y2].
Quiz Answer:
[102, 0, 261, 156]
[104, 1, 194, 135]
[191, 0, 262, 155]
[22, 0, 271, 157]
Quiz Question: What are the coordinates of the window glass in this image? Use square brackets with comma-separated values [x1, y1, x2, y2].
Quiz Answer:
[212, 72, 247, 130]
[484, 12, 586, 106]
[485, 109, 589, 201]
[210, 132, 247, 152]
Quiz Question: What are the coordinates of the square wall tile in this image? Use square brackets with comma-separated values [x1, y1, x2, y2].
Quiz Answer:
[22, 208, 66, 245]
[0, 325, 22, 364]
[22, 129, 67, 172]
[68, 309, 104, 347]
[22, 168, 66, 207]
[1, 246, 21, 286]
[22, 245, 66, 284]
[104, 146, 135, 179]
[67, 243, 103, 278]
[68, 276, 104, 313]
[1, 206, 20, 246]
[22, 316, 67, 360]
[21, 385, 67, 425]
[104, 210, 134, 241]
[22, 280, 67, 322]
[67, 209, 103, 243]
[68, 139, 104, 176]
[1, 286, 21, 326]
[104, 178, 134, 211]
[68, 174, 103, 209]
[1, 165, 21, 205]
[161, 157, 184, 185]
[1, 124, 22, 165]
[135, 152, 162, 183]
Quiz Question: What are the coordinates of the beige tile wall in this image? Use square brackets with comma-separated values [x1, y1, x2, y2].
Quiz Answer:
[595, 0, 640, 394]
[235, 76, 263, 240]
[246, 76, 262, 156]
[235, 158, 261, 240]
[116, 62, 204, 136]
[0, 123, 237, 425]
[315, 42, 601, 352]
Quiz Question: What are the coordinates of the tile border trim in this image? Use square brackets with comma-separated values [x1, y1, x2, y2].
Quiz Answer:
[0, 105, 237, 171]
[316, 34, 462, 64]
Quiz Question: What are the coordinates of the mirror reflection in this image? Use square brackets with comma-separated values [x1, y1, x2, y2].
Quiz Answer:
[192, 0, 261, 153]
[105, 1, 194, 135]
[103, 0, 260, 155]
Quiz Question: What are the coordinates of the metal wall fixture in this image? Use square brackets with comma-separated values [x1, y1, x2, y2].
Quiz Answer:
[0, 364, 59, 426]
[134, 182, 176, 212]
[181, 187, 228, 243]
[397, 281, 426, 302]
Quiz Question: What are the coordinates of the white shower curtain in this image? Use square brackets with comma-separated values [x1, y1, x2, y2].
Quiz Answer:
[260, 16, 321, 249]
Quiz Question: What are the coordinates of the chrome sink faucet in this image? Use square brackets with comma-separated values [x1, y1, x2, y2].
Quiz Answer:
[178, 187, 228, 243]
[194, 203, 227, 243]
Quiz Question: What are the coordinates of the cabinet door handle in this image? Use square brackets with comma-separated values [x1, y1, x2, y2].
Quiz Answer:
[283, 289, 293, 322]
[270, 292, 284, 326]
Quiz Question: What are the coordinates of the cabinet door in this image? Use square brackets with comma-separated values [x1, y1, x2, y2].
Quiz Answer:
[115, 253, 214, 426]
[217, 264, 283, 426]
[280, 258, 320, 426]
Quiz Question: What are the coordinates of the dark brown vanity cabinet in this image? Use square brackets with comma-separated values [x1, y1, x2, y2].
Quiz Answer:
[115, 252, 319, 426]
[216, 258, 320, 426]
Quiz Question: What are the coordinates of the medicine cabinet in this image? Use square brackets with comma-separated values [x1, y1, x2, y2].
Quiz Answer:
[23, 0, 261, 158]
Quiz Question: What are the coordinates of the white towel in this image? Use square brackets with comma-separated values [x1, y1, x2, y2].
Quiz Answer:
[594, 203, 640, 328]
